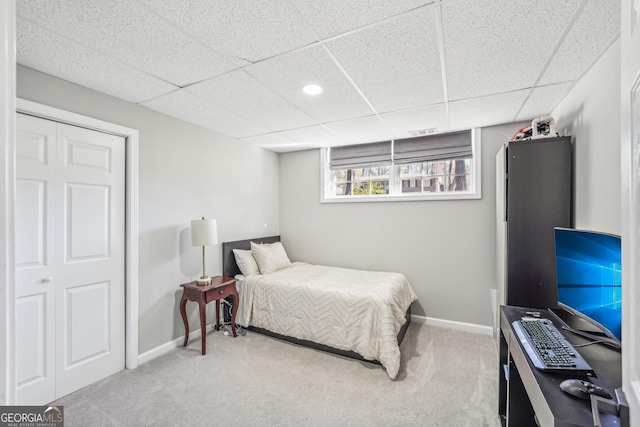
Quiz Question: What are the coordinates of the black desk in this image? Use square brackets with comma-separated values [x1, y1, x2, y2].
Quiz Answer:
[499, 305, 622, 427]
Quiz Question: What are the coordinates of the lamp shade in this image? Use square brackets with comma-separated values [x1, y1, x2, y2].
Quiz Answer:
[191, 218, 218, 247]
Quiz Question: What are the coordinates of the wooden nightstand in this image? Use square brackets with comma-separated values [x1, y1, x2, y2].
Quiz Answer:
[179, 276, 238, 355]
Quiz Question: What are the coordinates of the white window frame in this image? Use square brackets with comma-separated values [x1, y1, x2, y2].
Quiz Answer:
[321, 128, 482, 203]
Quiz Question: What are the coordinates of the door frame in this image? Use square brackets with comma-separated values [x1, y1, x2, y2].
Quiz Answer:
[15, 100, 140, 377]
[621, 0, 640, 417]
[1, 0, 16, 406]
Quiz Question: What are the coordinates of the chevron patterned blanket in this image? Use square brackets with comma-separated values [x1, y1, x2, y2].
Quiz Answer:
[237, 262, 417, 379]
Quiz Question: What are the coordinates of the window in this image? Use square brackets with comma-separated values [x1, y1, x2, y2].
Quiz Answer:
[334, 166, 390, 196]
[322, 129, 481, 202]
[399, 159, 472, 194]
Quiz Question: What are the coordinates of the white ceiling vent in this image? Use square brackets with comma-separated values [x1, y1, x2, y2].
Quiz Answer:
[408, 128, 437, 137]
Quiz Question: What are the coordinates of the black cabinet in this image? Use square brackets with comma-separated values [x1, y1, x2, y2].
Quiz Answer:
[497, 137, 572, 310]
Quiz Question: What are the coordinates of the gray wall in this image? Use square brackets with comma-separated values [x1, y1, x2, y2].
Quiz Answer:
[14, 36, 621, 350]
[551, 39, 621, 235]
[279, 41, 622, 329]
[279, 123, 525, 327]
[17, 66, 280, 354]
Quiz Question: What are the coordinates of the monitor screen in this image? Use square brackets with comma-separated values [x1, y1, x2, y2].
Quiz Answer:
[554, 227, 622, 343]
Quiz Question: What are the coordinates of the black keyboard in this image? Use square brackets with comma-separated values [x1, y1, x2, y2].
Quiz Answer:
[512, 319, 595, 376]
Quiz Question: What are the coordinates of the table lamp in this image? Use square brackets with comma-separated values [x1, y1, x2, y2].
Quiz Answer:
[191, 217, 218, 285]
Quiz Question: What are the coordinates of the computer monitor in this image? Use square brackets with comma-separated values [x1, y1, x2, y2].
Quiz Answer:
[554, 227, 622, 347]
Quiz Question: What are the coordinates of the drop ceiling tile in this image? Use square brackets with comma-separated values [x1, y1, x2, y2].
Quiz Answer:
[242, 133, 305, 153]
[327, 7, 442, 114]
[324, 115, 393, 144]
[290, 0, 434, 39]
[539, 0, 620, 85]
[138, 0, 317, 66]
[16, 0, 614, 155]
[16, 18, 176, 103]
[516, 82, 573, 121]
[17, 0, 236, 87]
[448, 90, 529, 131]
[141, 90, 270, 138]
[379, 104, 449, 139]
[185, 70, 318, 132]
[246, 45, 375, 123]
[441, 0, 582, 101]
[279, 125, 346, 146]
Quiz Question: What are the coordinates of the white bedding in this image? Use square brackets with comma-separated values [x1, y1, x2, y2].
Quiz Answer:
[236, 262, 417, 379]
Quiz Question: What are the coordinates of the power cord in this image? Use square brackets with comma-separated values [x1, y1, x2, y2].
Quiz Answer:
[219, 299, 246, 336]
[572, 340, 610, 348]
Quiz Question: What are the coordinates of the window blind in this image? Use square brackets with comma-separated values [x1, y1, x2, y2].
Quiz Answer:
[393, 130, 472, 164]
[329, 140, 392, 170]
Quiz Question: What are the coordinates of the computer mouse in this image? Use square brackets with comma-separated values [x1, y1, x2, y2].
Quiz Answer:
[559, 379, 612, 400]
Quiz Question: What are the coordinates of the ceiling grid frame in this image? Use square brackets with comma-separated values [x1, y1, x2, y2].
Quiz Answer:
[434, 2, 451, 133]
[15, 0, 622, 152]
[511, 0, 591, 122]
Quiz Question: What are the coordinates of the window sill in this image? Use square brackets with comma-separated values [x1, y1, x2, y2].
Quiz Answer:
[320, 191, 481, 203]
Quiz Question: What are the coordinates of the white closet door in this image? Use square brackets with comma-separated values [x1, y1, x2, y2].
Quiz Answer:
[15, 114, 125, 404]
[15, 114, 57, 405]
[54, 122, 125, 398]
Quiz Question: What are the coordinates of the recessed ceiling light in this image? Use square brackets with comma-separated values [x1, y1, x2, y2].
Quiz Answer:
[302, 84, 323, 95]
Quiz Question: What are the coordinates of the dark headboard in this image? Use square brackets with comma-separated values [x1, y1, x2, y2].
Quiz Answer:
[222, 235, 281, 277]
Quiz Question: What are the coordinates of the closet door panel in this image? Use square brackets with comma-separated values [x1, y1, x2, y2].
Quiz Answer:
[15, 114, 126, 404]
[54, 122, 125, 399]
[15, 113, 56, 405]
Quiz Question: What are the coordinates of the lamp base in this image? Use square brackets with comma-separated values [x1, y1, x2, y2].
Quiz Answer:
[196, 276, 211, 285]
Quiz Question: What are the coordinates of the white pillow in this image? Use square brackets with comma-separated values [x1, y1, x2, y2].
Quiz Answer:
[233, 249, 260, 276]
[250, 241, 292, 274]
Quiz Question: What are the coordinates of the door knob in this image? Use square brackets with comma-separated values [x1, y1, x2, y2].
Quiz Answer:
[41, 276, 53, 283]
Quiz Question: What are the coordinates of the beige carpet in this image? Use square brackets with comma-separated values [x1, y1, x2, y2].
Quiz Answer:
[53, 322, 500, 426]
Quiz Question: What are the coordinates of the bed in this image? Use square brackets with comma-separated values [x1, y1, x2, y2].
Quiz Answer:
[222, 236, 417, 379]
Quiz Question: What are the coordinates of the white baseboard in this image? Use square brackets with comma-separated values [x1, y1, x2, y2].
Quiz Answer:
[138, 316, 493, 366]
[411, 314, 494, 336]
[137, 323, 215, 366]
